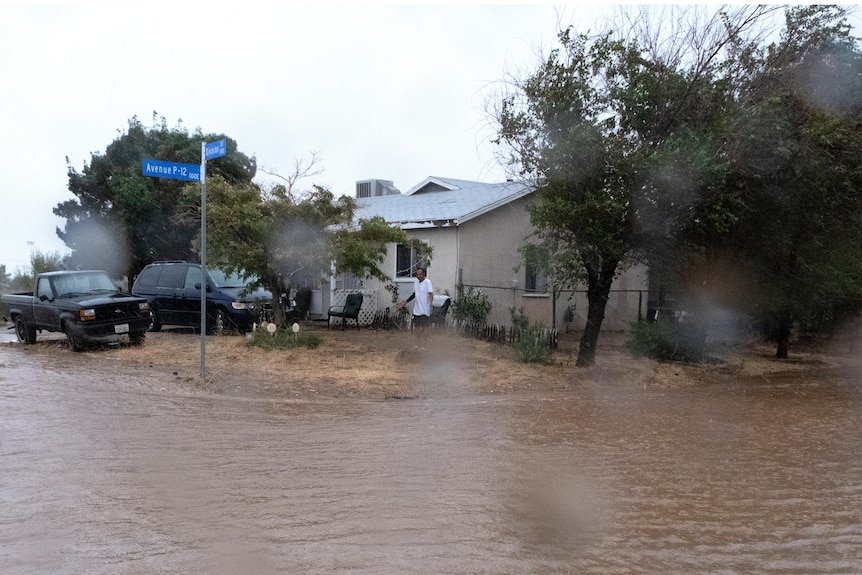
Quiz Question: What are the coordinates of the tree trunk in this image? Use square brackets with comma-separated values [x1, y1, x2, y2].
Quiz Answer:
[576, 260, 618, 367]
[775, 314, 792, 359]
[271, 292, 286, 329]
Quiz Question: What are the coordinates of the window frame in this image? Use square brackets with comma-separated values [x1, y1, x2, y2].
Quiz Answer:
[525, 262, 548, 293]
[395, 242, 429, 279]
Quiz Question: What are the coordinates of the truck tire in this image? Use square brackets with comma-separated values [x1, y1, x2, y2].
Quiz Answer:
[148, 308, 162, 332]
[129, 331, 146, 346]
[15, 317, 36, 344]
[64, 323, 85, 352]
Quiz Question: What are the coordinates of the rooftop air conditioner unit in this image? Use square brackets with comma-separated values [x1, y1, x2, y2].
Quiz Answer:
[356, 179, 400, 198]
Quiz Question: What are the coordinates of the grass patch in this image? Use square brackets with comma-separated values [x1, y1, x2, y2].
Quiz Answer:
[246, 327, 322, 351]
[626, 320, 709, 362]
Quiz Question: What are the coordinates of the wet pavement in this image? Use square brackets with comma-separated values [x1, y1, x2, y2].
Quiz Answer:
[1, 341, 861, 574]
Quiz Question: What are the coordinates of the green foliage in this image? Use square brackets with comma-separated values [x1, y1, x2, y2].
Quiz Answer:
[510, 307, 553, 364]
[705, 5, 862, 357]
[246, 327, 322, 351]
[0, 264, 9, 293]
[334, 216, 425, 283]
[5, 250, 67, 292]
[384, 283, 400, 305]
[452, 284, 492, 324]
[55, 113, 256, 279]
[495, 5, 862, 362]
[626, 320, 708, 363]
[30, 250, 66, 274]
[201, 173, 424, 329]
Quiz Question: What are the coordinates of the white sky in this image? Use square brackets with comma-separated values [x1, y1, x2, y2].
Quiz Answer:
[7, 3, 844, 274]
[2, 2, 609, 272]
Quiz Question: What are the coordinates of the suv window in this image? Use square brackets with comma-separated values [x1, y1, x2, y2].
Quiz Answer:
[158, 264, 187, 289]
[135, 265, 161, 288]
[184, 266, 203, 290]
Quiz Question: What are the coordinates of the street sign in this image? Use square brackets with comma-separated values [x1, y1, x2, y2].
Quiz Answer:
[205, 139, 226, 160]
[142, 159, 200, 181]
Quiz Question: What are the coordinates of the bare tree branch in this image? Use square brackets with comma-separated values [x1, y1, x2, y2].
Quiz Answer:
[258, 151, 324, 198]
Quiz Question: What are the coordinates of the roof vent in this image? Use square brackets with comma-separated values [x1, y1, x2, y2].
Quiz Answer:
[356, 179, 400, 198]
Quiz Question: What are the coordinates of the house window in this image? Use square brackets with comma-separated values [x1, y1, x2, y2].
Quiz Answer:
[525, 263, 548, 293]
[396, 243, 428, 278]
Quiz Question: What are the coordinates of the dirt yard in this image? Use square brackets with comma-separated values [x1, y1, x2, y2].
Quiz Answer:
[74, 323, 858, 400]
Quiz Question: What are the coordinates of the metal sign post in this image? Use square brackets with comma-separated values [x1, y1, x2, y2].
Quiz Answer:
[200, 143, 207, 381]
[142, 138, 226, 382]
[199, 139, 226, 381]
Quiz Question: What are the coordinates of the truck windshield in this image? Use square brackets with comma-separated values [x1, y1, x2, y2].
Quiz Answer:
[54, 272, 117, 298]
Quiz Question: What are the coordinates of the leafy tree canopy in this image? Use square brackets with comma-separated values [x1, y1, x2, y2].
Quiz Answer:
[189, 165, 426, 329]
[714, 5, 862, 357]
[54, 113, 256, 279]
[494, 5, 862, 363]
[2, 250, 66, 293]
[494, 6, 779, 366]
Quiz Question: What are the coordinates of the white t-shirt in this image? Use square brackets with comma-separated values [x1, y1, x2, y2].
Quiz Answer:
[412, 277, 434, 317]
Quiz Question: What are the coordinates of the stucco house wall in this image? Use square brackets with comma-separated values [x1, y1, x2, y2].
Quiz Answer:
[339, 176, 650, 331]
[455, 194, 534, 288]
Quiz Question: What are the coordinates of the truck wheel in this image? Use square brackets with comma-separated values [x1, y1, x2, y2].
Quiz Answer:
[129, 331, 146, 346]
[148, 309, 162, 332]
[15, 317, 36, 344]
[64, 323, 85, 352]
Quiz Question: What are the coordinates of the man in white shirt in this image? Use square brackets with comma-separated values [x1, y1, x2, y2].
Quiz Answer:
[397, 266, 434, 332]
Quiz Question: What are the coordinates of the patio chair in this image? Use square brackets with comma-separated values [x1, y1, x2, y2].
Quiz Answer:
[328, 293, 364, 330]
[430, 294, 451, 327]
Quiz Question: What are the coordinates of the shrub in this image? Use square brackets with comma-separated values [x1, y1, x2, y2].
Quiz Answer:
[511, 307, 553, 364]
[627, 319, 708, 362]
[452, 284, 492, 324]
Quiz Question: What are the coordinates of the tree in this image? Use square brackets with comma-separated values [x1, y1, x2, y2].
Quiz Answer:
[718, 6, 862, 357]
[192, 158, 425, 329]
[608, 5, 862, 359]
[0, 264, 10, 294]
[492, 6, 778, 366]
[7, 250, 66, 292]
[54, 114, 256, 279]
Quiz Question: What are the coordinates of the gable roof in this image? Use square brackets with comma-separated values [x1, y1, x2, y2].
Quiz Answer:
[354, 176, 533, 229]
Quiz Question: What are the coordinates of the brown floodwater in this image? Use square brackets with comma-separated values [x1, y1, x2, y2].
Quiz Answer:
[1, 343, 861, 574]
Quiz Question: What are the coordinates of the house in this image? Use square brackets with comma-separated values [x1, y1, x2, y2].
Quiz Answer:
[321, 176, 649, 331]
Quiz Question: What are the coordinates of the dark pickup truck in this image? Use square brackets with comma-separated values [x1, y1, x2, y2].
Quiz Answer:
[1, 270, 151, 351]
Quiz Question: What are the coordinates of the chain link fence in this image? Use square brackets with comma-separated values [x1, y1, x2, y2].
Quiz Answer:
[457, 284, 658, 334]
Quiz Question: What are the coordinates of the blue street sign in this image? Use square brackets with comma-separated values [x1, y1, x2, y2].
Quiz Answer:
[142, 159, 201, 181]
[205, 139, 226, 161]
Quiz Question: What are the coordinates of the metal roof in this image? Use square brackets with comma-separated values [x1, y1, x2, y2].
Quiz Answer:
[354, 177, 533, 229]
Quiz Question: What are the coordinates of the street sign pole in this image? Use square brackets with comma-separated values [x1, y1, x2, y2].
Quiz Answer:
[142, 140, 225, 383]
[200, 142, 207, 382]
[198, 139, 225, 382]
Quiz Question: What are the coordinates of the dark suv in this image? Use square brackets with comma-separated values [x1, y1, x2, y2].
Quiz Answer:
[132, 261, 271, 333]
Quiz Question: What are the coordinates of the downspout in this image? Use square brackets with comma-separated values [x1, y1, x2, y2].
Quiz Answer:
[455, 221, 461, 291]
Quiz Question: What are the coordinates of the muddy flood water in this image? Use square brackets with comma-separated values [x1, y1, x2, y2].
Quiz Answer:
[1, 340, 861, 575]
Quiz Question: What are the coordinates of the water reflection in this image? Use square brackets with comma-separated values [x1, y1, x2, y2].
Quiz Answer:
[1, 347, 860, 574]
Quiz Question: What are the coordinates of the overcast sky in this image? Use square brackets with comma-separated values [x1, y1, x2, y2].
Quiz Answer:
[1, 3, 607, 272]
